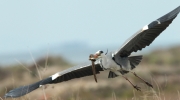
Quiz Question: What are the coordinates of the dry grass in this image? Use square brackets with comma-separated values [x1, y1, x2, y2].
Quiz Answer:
[1, 64, 180, 100]
[1, 46, 180, 100]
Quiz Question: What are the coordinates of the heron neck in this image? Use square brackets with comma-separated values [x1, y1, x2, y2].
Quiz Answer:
[101, 54, 108, 62]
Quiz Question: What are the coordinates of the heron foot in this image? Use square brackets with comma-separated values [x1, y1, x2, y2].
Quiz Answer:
[134, 85, 141, 91]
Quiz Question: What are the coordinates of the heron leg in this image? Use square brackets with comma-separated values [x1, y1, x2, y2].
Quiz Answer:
[131, 72, 153, 88]
[122, 75, 141, 91]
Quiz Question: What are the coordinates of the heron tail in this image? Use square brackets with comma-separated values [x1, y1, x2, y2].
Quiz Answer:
[128, 55, 143, 69]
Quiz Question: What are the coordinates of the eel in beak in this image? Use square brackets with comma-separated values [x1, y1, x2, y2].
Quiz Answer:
[89, 54, 98, 83]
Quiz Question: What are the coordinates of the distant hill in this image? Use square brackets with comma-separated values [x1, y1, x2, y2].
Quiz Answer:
[0, 40, 179, 67]
[0, 41, 117, 66]
[142, 46, 180, 66]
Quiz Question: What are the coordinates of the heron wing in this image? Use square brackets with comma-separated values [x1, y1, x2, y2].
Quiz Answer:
[115, 6, 180, 57]
[5, 61, 103, 98]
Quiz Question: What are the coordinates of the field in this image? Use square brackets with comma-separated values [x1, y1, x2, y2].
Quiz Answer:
[0, 46, 180, 100]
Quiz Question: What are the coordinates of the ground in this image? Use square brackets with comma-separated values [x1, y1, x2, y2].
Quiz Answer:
[1, 46, 180, 100]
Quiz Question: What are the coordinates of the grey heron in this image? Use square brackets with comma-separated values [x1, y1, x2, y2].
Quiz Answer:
[5, 6, 180, 98]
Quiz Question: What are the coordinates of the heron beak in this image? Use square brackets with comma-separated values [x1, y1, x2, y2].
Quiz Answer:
[89, 54, 98, 83]
[89, 54, 96, 61]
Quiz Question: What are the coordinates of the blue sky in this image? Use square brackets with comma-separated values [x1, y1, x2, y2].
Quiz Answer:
[0, 1, 180, 56]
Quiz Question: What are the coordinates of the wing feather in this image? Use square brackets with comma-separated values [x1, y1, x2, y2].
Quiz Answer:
[115, 6, 180, 57]
[5, 61, 103, 98]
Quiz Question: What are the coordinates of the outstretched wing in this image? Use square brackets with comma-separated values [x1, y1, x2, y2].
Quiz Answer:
[115, 6, 180, 57]
[5, 61, 103, 98]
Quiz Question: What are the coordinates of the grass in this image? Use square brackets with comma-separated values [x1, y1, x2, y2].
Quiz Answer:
[2, 65, 180, 100]
[1, 46, 180, 100]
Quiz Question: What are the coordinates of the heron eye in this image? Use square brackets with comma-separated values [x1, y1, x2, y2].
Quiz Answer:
[100, 51, 103, 53]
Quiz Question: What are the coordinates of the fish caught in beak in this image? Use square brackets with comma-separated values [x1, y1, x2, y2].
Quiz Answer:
[89, 50, 104, 83]
[89, 54, 98, 83]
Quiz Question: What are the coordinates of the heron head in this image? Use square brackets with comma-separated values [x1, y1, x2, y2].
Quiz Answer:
[89, 50, 104, 83]
[89, 50, 104, 61]
[95, 50, 104, 57]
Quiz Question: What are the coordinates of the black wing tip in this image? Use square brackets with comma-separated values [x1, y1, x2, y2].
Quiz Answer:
[4, 88, 23, 98]
[175, 5, 180, 11]
[148, 5, 180, 29]
[4, 93, 17, 98]
[4, 77, 53, 98]
[159, 5, 180, 21]
[164, 5, 180, 17]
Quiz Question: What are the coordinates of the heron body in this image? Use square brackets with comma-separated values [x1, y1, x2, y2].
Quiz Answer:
[100, 52, 140, 75]
[4, 6, 180, 98]
[100, 52, 122, 71]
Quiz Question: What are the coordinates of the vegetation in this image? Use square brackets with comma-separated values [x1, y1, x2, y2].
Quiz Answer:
[143, 46, 180, 66]
[0, 46, 180, 100]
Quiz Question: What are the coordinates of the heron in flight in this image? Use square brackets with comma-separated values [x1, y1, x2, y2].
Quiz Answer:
[5, 6, 180, 98]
